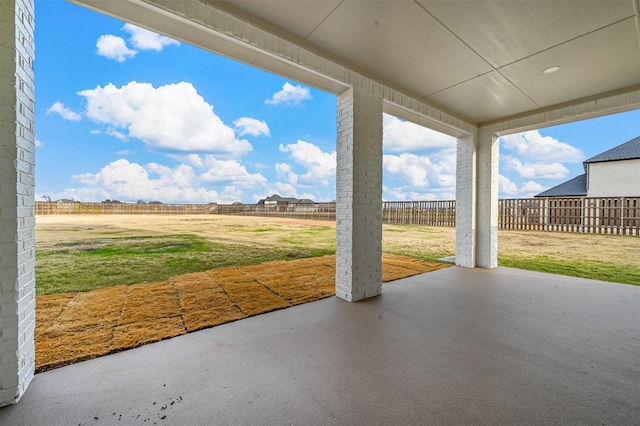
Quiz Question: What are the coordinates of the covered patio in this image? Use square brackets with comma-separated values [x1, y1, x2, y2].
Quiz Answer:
[1, 0, 639, 413]
[1, 267, 638, 424]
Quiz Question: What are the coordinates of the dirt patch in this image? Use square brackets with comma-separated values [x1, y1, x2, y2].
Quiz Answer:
[35, 254, 448, 372]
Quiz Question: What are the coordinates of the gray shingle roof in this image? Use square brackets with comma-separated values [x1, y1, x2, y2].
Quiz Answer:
[584, 136, 640, 164]
[534, 173, 587, 197]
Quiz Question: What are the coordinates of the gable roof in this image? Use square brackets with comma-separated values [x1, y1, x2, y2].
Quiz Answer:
[257, 194, 309, 204]
[584, 136, 640, 164]
[534, 174, 587, 198]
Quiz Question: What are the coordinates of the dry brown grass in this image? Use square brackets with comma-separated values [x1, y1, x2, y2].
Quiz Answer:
[37, 214, 638, 267]
[35, 254, 447, 372]
[35, 214, 638, 371]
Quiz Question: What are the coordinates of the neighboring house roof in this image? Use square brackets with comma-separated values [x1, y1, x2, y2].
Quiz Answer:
[535, 135, 639, 197]
[534, 174, 587, 198]
[257, 194, 309, 204]
[583, 136, 640, 164]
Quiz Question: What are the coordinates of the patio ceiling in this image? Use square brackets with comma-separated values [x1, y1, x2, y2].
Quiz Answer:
[213, 0, 640, 124]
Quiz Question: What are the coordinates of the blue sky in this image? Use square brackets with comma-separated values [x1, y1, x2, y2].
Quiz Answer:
[35, 0, 639, 204]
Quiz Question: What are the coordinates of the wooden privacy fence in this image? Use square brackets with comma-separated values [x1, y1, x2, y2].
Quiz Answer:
[35, 201, 337, 220]
[35, 196, 639, 235]
[214, 202, 336, 220]
[499, 197, 640, 236]
[35, 202, 216, 215]
[382, 200, 456, 226]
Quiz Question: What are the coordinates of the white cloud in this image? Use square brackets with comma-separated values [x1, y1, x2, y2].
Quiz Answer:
[500, 130, 583, 163]
[499, 174, 546, 198]
[96, 34, 137, 62]
[195, 156, 267, 187]
[521, 180, 545, 195]
[233, 117, 270, 137]
[106, 127, 127, 141]
[122, 23, 179, 51]
[67, 159, 222, 204]
[167, 154, 267, 189]
[219, 186, 244, 203]
[384, 154, 429, 187]
[116, 150, 130, 155]
[383, 152, 456, 190]
[383, 114, 456, 152]
[279, 140, 336, 186]
[265, 82, 312, 106]
[382, 183, 455, 201]
[503, 156, 569, 179]
[46, 102, 81, 121]
[499, 175, 519, 197]
[275, 162, 299, 184]
[35, 139, 43, 147]
[78, 81, 252, 157]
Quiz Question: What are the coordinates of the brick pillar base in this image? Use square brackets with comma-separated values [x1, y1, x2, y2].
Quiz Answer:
[335, 88, 383, 302]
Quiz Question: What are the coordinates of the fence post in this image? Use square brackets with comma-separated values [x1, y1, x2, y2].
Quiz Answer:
[620, 197, 625, 235]
[544, 198, 549, 232]
[580, 197, 584, 234]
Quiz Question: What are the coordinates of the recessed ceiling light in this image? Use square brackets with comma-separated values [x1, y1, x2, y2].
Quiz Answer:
[543, 66, 560, 75]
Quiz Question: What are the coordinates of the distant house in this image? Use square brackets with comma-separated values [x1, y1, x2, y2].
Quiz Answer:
[536, 136, 640, 198]
[294, 198, 318, 213]
[257, 194, 305, 206]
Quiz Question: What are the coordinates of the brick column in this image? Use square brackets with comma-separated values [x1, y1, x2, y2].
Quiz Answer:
[0, 0, 36, 406]
[476, 130, 499, 268]
[455, 135, 476, 268]
[455, 131, 498, 268]
[335, 88, 383, 302]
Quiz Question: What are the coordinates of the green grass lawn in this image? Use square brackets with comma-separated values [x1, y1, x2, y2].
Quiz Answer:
[35, 216, 639, 295]
[36, 234, 326, 294]
[498, 255, 640, 286]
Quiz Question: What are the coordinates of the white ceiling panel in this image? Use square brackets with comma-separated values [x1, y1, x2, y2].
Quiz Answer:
[499, 17, 640, 108]
[418, 0, 635, 69]
[300, 0, 494, 96]
[220, 0, 341, 39]
[427, 71, 539, 123]
[215, 0, 639, 123]
[91, 0, 640, 124]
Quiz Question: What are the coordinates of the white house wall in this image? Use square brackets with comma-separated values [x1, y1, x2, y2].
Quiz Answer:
[587, 159, 640, 197]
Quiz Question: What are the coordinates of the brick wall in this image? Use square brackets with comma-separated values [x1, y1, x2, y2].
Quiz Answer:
[0, 0, 36, 407]
[455, 135, 476, 268]
[476, 131, 498, 268]
[335, 88, 383, 301]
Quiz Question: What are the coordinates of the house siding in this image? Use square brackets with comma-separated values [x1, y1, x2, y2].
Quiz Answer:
[587, 159, 640, 197]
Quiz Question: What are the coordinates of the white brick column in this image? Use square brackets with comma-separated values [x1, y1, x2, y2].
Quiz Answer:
[455, 135, 477, 268]
[476, 131, 499, 268]
[0, 0, 36, 406]
[335, 88, 383, 302]
[455, 131, 498, 268]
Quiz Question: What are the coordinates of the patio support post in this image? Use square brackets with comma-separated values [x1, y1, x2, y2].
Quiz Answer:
[476, 130, 499, 268]
[455, 134, 477, 267]
[0, 0, 37, 406]
[455, 130, 498, 268]
[335, 87, 383, 301]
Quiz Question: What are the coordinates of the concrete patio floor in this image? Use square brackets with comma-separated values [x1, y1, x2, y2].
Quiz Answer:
[1, 266, 638, 425]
